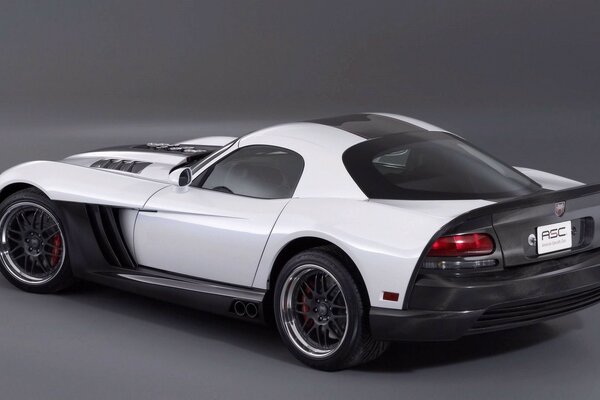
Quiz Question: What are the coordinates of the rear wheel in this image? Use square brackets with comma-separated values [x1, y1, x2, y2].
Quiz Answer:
[0, 189, 75, 293]
[274, 247, 388, 370]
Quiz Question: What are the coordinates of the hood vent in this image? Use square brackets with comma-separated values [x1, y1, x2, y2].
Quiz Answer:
[91, 159, 151, 174]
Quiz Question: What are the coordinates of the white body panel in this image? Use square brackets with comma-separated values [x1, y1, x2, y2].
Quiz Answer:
[375, 113, 448, 132]
[253, 198, 491, 309]
[135, 186, 289, 286]
[119, 209, 140, 259]
[516, 167, 583, 190]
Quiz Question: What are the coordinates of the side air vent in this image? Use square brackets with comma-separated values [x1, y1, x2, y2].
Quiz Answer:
[91, 159, 151, 174]
[86, 205, 137, 270]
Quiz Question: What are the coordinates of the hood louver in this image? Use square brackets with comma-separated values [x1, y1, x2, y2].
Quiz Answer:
[91, 159, 151, 174]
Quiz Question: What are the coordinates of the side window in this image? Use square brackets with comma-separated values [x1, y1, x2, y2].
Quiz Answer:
[199, 146, 304, 199]
[373, 149, 411, 169]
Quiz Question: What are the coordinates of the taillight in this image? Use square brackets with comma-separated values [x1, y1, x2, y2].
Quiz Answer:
[427, 233, 495, 257]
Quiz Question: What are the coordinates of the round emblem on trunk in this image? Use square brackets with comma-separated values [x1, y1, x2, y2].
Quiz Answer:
[554, 201, 566, 217]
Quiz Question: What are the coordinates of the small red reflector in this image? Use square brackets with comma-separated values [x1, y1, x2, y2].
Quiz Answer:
[428, 233, 495, 257]
[383, 292, 400, 302]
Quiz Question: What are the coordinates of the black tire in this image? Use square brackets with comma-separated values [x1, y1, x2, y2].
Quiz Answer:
[0, 188, 76, 293]
[274, 246, 388, 370]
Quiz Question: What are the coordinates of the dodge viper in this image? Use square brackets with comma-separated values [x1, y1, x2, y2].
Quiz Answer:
[0, 113, 598, 370]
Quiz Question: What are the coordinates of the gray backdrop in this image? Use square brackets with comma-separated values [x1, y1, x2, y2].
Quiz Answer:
[1, 1, 600, 399]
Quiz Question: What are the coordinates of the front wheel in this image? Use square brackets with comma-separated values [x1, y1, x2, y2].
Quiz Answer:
[274, 247, 388, 370]
[0, 189, 75, 293]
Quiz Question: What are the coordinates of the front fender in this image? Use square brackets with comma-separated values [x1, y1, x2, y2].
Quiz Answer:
[0, 161, 168, 208]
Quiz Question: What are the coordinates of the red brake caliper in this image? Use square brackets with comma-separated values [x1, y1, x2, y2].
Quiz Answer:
[300, 283, 313, 326]
[50, 234, 62, 268]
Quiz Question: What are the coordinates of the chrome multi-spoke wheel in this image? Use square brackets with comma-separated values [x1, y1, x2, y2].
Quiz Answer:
[280, 264, 349, 358]
[0, 202, 66, 285]
[275, 248, 389, 370]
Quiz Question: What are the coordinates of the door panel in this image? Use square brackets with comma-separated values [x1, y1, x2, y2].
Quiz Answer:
[134, 186, 289, 286]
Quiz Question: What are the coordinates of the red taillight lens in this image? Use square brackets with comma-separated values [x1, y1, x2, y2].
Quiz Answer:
[428, 233, 495, 257]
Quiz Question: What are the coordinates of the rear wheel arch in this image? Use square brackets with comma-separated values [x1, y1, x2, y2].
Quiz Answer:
[264, 237, 371, 323]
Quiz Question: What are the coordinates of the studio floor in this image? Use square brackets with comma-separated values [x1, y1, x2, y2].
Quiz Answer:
[0, 276, 598, 400]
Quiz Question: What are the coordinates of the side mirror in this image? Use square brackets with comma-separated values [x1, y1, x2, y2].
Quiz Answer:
[169, 167, 193, 187]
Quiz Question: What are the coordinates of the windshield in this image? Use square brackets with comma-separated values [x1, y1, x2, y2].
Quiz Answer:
[343, 132, 542, 200]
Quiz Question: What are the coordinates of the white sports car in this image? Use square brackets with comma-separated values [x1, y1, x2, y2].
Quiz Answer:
[0, 113, 598, 370]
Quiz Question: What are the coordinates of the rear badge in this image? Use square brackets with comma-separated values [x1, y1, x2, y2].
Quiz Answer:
[555, 201, 566, 217]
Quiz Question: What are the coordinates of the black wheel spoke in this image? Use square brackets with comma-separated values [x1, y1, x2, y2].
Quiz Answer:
[24, 212, 33, 228]
[29, 257, 36, 275]
[300, 282, 312, 299]
[44, 242, 61, 251]
[315, 325, 323, 347]
[37, 257, 50, 274]
[322, 326, 329, 348]
[7, 228, 22, 237]
[300, 317, 311, 331]
[9, 246, 23, 255]
[15, 214, 25, 232]
[295, 303, 309, 314]
[327, 286, 341, 302]
[22, 256, 29, 274]
[330, 318, 345, 337]
[39, 213, 46, 231]
[41, 225, 59, 237]
[31, 257, 40, 273]
[32, 209, 40, 230]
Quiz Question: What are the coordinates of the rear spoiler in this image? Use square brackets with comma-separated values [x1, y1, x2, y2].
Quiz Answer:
[447, 183, 600, 229]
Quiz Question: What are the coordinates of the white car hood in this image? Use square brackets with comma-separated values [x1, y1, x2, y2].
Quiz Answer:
[60, 136, 235, 183]
[62, 149, 189, 183]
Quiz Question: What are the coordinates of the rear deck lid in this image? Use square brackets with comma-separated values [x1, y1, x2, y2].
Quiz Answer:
[486, 184, 600, 266]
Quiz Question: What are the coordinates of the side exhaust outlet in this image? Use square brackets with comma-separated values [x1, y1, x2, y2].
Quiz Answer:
[233, 301, 247, 317]
[245, 302, 259, 319]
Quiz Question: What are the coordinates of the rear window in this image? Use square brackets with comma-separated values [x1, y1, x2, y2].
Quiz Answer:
[343, 132, 542, 200]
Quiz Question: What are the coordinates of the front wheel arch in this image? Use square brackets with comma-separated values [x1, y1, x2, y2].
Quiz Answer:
[0, 183, 45, 204]
[0, 187, 76, 293]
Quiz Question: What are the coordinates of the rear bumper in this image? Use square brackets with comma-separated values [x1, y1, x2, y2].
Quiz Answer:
[370, 249, 600, 341]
